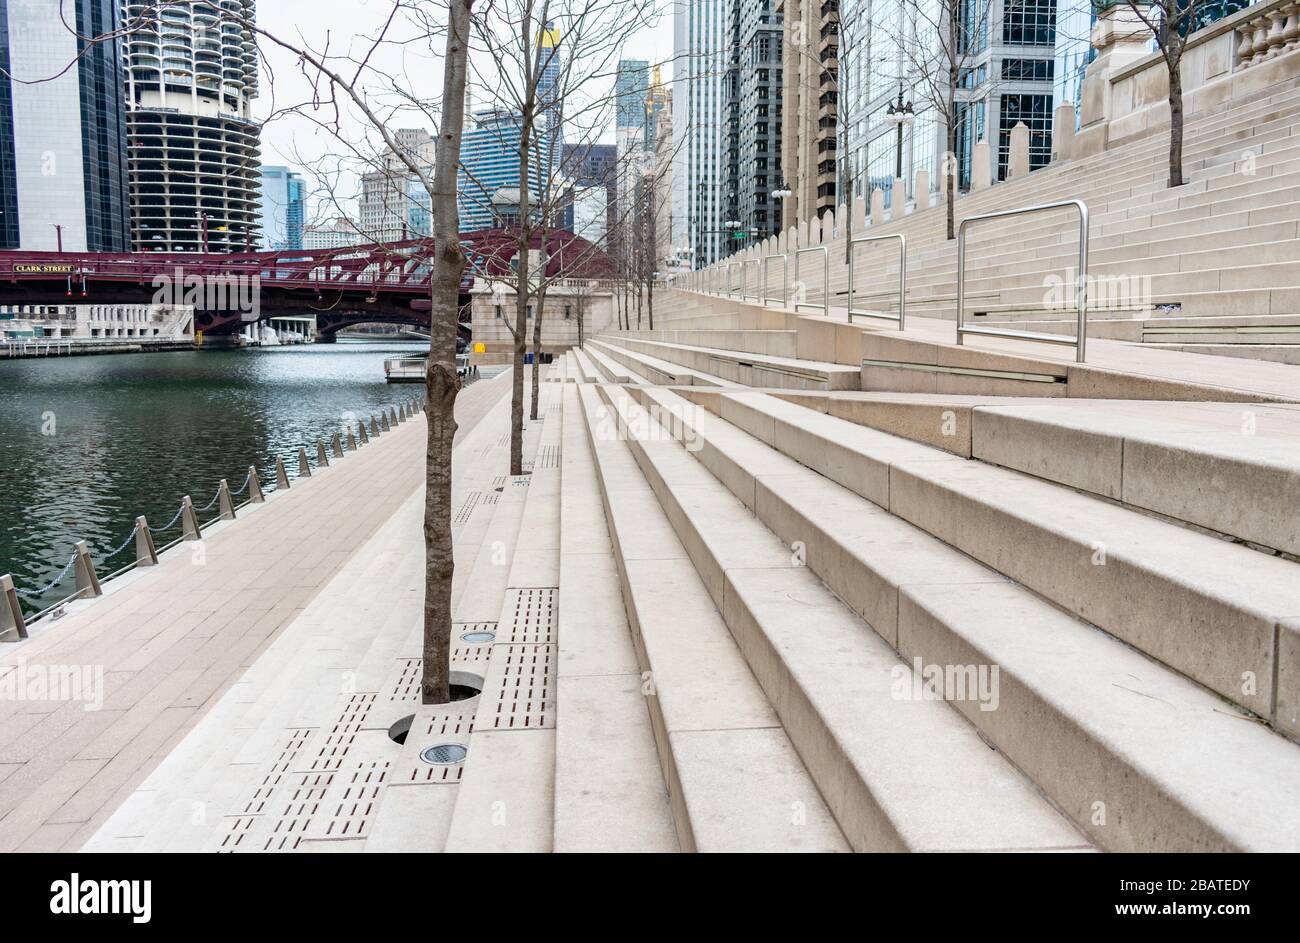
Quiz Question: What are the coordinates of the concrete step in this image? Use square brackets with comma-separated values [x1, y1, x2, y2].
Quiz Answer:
[575, 385, 847, 852]
[596, 383, 1090, 852]
[553, 385, 678, 851]
[766, 390, 1300, 558]
[583, 343, 645, 384]
[443, 383, 561, 852]
[586, 339, 738, 388]
[637, 385, 1300, 851]
[1144, 342, 1300, 363]
[618, 328, 800, 359]
[571, 348, 602, 383]
[596, 335, 861, 391]
[670, 388, 1300, 735]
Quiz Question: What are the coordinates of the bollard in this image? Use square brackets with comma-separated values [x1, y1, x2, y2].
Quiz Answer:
[275, 456, 290, 490]
[316, 438, 330, 468]
[358, 422, 369, 445]
[390, 406, 399, 426]
[181, 495, 202, 540]
[134, 516, 159, 566]
[371, 416, 381, 437]
[297, 447, 311, 478]
[73, 540, 102, 599]
[331, 431, 344, 458]
[347, 427, 358, 451]
[401, 403, 409, 421]
[381, 413, 390, 433]
[248, 466, 265, 503]
[218, 479, 236, 520]
[0, 574, 27, 640]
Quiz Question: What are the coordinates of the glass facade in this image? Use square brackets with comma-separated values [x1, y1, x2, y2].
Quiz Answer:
[75, 0, 131, 251]
[0, 2, 17, 250]
[458, 110, 551, 230]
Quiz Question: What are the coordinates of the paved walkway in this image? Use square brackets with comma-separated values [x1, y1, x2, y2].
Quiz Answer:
[0, 370, 512, 852]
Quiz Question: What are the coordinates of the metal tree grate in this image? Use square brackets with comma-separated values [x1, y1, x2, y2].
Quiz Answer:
[454, 491, 481, 525]
[502, 588, 557, 644]
[486, 643, 555, 730]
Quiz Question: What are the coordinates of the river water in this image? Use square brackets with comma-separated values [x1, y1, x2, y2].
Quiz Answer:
[0, 340, 429, 615]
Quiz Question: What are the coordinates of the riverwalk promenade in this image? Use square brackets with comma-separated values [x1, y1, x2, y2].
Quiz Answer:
[0, 370, 512, 852]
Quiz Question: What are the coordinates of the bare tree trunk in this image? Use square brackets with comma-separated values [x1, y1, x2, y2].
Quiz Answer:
[530, 285, 545, 420]
[946, 16, 959, 241]
[647, 276, 653, 331]
[422, 0, 474, 706]
[511, 111, 533, 476]
[1167, 59, 1185, 188]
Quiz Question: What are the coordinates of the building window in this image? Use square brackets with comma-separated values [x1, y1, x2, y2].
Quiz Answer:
[998, 94, 1054, 179]
[1002, 0, 1057, 47]
[564, 305, 572, 320]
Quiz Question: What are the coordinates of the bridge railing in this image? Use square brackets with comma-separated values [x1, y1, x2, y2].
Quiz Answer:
[0, 393, 435, 642]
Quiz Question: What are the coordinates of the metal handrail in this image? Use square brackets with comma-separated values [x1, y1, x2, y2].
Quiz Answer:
[762, 253, 788, 307]
[957, 199, 1089, 363]
[793, 246, 830, 317]
[740, 259, 761, 301]
[847, 233, 907, 330]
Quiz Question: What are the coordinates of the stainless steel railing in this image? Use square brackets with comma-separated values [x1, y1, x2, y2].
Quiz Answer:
[793, 245, 830, 318]
[956, 199, 1089, 363]
[847, 233, 906, 330]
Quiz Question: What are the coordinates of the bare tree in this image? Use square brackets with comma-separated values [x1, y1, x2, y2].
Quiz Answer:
[1122, 0, 1209, 188]
[85, 0, 475, 703]
[885, 0, 995, 239]
[467, 0, 658, 470]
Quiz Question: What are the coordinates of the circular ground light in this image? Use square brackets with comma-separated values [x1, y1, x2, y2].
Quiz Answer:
[421, 743, 468, 765]
[461, 630, 496, 643]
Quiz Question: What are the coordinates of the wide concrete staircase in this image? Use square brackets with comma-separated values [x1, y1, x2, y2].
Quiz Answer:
[555, 332, 1300, 850]
[694, 68, 1300, 364]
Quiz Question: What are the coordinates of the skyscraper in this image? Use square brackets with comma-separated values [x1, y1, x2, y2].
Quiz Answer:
[672, 0, 782, 267]
[259, 166, 305, 250]
[0, 0, 131, 251]
[123, 0, 261, 252]
[458, 110, 552, 230]
[778, 0, 836, 227]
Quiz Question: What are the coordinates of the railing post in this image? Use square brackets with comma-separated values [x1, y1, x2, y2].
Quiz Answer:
[1, 574, 28, 640]
[347, 427, 358, 451]
[73, 540, 102, 599]
[248, 466, 265, 503]
[218, 479, 236, 520]
[134, 516, 159, 566]
[277, 455, 292, 488]
[358, 422, 369, 445]
[316, 438, 330, 467]
[331, 432, 344, 458]
[298, 447, 312, 478]
[181, 496, 202, 540]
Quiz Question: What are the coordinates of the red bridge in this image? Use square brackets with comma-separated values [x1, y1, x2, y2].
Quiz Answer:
[0, 228, 614, 339]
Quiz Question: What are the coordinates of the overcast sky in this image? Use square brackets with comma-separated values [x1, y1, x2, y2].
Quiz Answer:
[255, 0, 675, 222]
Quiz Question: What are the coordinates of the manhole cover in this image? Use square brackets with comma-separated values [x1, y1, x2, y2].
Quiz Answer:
[461, 630, 496, 643]
[421, 743, 468, 765]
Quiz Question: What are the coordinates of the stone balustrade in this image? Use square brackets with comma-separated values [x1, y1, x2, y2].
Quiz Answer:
[1236, 1, 1300, 70]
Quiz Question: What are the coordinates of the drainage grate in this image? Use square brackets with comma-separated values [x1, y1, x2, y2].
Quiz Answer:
[454, 491, 481, 525]
[538, 445, 561, 469]
[486, 643, 555, 730]
[491, 475, 507, 489]
[483, 492, 500, 506]
[503, 588, 557, 644]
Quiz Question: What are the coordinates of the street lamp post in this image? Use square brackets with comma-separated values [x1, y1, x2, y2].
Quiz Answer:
[53, 224, 63, 253]
[886, 86, 915, 185]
